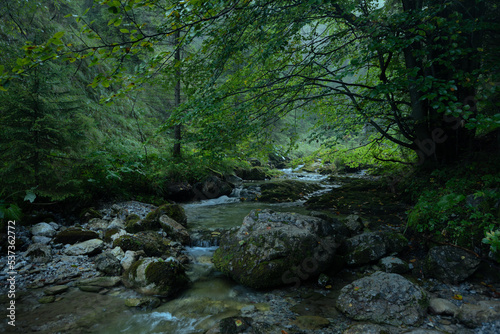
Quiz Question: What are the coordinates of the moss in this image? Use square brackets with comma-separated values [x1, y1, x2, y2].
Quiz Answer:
[103, 228, 119, 243]
[259, 180, 322, 203]
[113, 232, 171, 257]
[144, 260, 189, 296]
[124, 214, 142, 233]
[80, 207, 103, 222]
[125, 259, 144, 280]
[156, 204, 187, 227]
[53, 228, 99, 244]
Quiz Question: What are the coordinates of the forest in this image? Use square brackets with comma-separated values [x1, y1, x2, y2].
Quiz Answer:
[1, 0, 500, 268]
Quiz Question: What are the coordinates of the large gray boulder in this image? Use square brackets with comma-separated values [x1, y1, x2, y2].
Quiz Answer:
[423, 245, 480, 284]
[336, 271, 428, 326]
[340, 231, 408, 266]
[213, 209, 342, 289]
[123, 257, 189, 297]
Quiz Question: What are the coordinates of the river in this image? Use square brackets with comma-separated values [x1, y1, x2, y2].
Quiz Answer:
[96, 168, 337, 333]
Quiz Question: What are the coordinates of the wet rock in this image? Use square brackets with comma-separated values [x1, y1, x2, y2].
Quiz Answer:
[122, 257, 189, 297]
[456, 300, 500, 327]
[341, 231, 408, 266]
[53, 227, 99, 245]
[258, 180, 322, 203]
[124, 297, 161, 309]
[336, 271, 428, 326]
[344, 214, 364, 234]
[24, 243, 52, 263]
[77, 276, 122, 288]
[379, 256, 410, 274]
[195, 175, 233, 200]
[78, 285, 103, 293]
[31, 222, 57, 237]
[159, 215, 190, 245]
[64, 239, 103, 256]
[292, 315, 330, 330]
[424, 245, 481, 284]
[113, 231, 172, 257]
[95, 252, 122, 276]
[38, 295, 56, 304]
[428, 298, 459, 316]
[130, 203, 188, 232]
[43, 285, 69, 295]
[213, 209, 339, 289]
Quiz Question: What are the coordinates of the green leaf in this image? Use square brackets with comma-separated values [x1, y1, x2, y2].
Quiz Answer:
[120, 28, 129, 33]
[24, 190, 36, 203]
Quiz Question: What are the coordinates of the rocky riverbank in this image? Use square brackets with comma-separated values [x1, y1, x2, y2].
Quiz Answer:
[1, 176, 500, 333]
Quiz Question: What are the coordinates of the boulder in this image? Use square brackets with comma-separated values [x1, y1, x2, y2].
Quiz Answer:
[336, 271, 428, 326]
[53, 227, 99, 245]
[113, 231, 172, 257]
[423, 245, 480, 284]
[159, 215, 190, 245]
[379, 256, 410, 274]
[64, 238, 103, 256]
[344, 214, 364, 234]
[123, 257, 189, 297]
[258, 180, 322, 203]
[340, 231, 408, 266]
[213, 209, 340, 289]
[137, 203, 188, 230]
[95, 251, 122, 276]
[195, 175, 233, 200]
[235, 167, 267, 180]
[77, 276, 122, 292]
[162, 182, 196, 202]
[31, 222, 56, 238]
[24, 243, 52, 263]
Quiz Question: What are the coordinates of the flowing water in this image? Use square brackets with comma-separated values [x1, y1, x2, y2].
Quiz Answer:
[96, 169, 336, 333]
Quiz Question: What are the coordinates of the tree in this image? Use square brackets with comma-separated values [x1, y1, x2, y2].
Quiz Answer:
[0, 0, 89, 200]
[4, 0, 499, 168]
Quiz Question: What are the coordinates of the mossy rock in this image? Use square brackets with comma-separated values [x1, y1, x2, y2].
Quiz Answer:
[53, 227, 99, 245]
[124, 214, 148, 233]
[80, 207, 103, 222]
[103, 228, 120, 243]
[123, 257, 190, 297]
[139, 203, 187, 230]
[259, 180, 322, 203]
[112, 231, 172, 257]
[234, 167, 267, 180]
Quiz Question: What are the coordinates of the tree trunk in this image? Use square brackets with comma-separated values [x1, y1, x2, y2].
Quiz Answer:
[173, 29, 182, 158]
